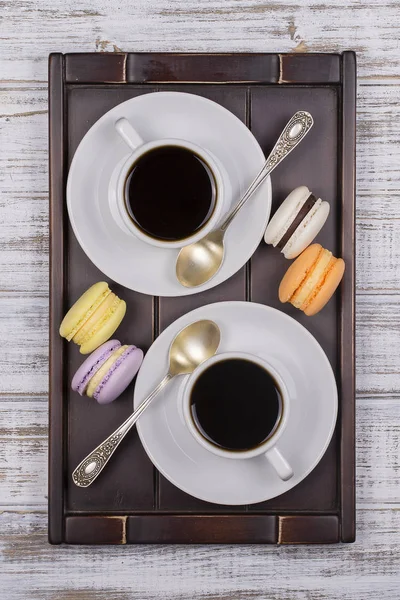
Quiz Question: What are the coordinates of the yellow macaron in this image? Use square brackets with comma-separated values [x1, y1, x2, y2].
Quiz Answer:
[279, 244, 345, 316]
[59, 282, 126, 354]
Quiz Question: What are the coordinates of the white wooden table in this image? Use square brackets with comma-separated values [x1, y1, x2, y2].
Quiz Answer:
[1, 1, 399, 597]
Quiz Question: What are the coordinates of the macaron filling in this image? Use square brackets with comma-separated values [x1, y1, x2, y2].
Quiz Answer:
[65, 288, 111, 341]
[86, 344, 130, 398]
[73, 294, 122, 346]
[92, 345, 137, 401]
[291, 248, 336, 309]
[74, 341, 121, 396]
[277, 194, 318, 250]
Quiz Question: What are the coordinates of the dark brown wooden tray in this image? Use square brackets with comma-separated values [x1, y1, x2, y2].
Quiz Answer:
[49, 51, 356, 545]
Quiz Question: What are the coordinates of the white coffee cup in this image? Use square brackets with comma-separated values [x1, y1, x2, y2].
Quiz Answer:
[182, 351, 294, 481]
[113, 117, 226, 249]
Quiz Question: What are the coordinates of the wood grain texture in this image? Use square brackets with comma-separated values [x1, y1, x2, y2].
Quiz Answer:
[1, 397, 398, 509]
[0, 0, 399, 596]
[357, 295, 400, 394]
[0, 0, 399, 81]
[1, 509, 399, 599]
[1, 83, 399, 295]
[0, 296, 48, 395]
[0, 293, 398, 396]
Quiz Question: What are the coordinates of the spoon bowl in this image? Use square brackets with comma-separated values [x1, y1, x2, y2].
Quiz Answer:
[169, 319, 221, 375]
[176, 230, 224, 288]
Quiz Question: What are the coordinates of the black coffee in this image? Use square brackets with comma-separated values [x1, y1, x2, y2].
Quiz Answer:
[190, 358, 282, 452]
[125, 146, 216, 241]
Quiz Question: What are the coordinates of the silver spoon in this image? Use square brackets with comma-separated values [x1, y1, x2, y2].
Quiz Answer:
[176, 111, 314, 288]
[72, 319, 221, 487]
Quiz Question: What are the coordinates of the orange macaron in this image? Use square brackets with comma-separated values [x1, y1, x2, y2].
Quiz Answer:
[279, 244, 345, 316]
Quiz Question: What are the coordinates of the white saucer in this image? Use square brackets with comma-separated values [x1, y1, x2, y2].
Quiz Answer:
[67, 92, 271, 296]
[134, 301, 338, 505]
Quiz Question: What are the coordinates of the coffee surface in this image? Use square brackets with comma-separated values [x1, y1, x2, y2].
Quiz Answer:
[190, 358, 282, 451]
[125, 146, 215, 241]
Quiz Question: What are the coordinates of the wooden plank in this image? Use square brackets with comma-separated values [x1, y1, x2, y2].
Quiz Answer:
[0, 79, 397, 196]
[357, 295, 400, 394]
[0, 91, 47, 197]
[278, 515, 339, 544]
[247, 81, 343, 517]
[280, 53, 341, 83]
[356, 396, 400, 506]
[1, 1, 400, 82]
[0, 398, 48, 508]
[0, 288, 398, 397]
[48, 52, 65, 545]
[0, 296, 49, 397]
[339, 50, 356, 543]
[65, 516, 126, 544]
[64, 86, 157, 516]
[1, 509, 399, 598]
[356, 193, 400, 293]
[2, 190, 400, 296]
[127, 515, 277, 543]
[65, 53, 127, 83]
[1, 83, 398, 297]
[127, 52, 279, 83]
[1, 396, 398, 509]
[156, 84, 249, 511]
[356, 81, 400, 192]
[2, 190, 398, 295]
[0, 194, 48, 294]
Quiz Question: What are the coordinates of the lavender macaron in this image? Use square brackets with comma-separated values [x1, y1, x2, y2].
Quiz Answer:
[71, 340, 144, 404]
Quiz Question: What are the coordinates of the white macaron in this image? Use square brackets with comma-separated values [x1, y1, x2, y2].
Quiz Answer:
[264, 186, 330, 259]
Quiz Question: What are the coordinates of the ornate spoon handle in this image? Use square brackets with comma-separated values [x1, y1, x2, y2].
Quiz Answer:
[221, 111, 314, 231]
[263, 110, 314, 174]
[72, 373, 172, 487]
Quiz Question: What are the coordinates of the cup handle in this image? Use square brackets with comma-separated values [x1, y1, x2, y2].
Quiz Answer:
[115, 117, 144, 151]
[264, 447, 293, 481]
